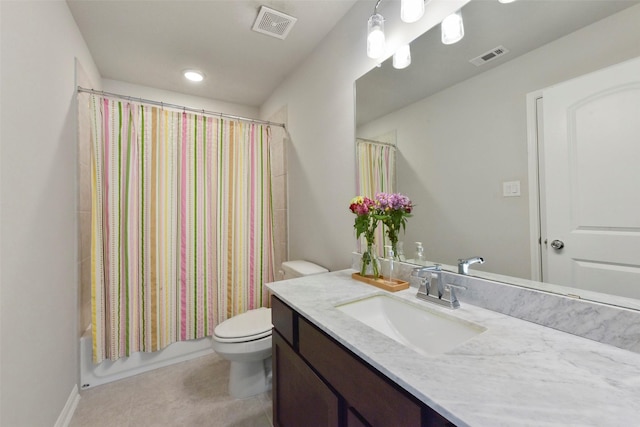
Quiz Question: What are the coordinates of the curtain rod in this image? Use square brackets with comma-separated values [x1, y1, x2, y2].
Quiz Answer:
[77, 87, 286, 129]
[356, 137, 397, 149]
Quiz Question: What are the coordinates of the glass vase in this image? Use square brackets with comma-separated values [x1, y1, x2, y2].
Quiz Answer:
[395, 241, 404, 261]
[360, 242, 380, 278]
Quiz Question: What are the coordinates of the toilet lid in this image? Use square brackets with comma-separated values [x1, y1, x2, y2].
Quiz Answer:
[214, 307, 272, 340]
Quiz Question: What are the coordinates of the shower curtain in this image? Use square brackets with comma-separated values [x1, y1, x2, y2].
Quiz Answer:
[356, 139, 395, 198]
[356, 139, 396, 254]
[89, 95, 274, 363]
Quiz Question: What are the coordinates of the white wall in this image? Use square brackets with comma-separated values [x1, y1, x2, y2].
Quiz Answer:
[357, 5, 640, 279]
[0, 2, 466, 423]
[261, 0, 469, 271]
[0, 2, 100, 425]
[102, 79, 260, 119]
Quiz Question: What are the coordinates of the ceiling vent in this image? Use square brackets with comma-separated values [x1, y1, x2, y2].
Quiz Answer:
[252, 6, 297, 40]
[469, 45, 510, 66]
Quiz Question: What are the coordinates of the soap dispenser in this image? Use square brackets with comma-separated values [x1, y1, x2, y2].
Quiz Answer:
[384, 245, 395, 282]
[415, 242, 425, 265]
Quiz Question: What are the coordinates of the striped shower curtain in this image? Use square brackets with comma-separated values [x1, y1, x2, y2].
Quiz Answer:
[89, 95, 274, 363]
[356, 139, 396, 253]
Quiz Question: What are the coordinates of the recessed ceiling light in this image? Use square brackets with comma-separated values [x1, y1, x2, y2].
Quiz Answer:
[183, 70, 204, 82]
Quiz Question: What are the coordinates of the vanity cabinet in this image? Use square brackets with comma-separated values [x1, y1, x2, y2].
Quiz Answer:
[271, 295, 455, 427]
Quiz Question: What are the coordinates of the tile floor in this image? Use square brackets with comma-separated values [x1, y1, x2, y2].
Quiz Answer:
[70, 352, 273, 427]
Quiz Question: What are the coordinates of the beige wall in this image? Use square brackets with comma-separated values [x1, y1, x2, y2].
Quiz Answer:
[260, 0, 468, 271]
[0, 2, 101, 425]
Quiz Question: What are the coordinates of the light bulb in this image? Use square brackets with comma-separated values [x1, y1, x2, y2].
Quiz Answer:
[441, 10, 464, 45]
[401, 0, 425, 23]
[367, 14, 385, 59]
[393, 45, 411, 69]
[183, 70, 204, 82]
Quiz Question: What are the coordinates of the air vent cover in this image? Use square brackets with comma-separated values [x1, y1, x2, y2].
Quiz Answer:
[252, 6, 297, 40]
[470, 45, 510, 66]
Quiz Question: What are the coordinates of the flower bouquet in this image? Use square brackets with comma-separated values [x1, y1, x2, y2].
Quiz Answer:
[349, 196, 381, 278]
[375, 192, 413, 260]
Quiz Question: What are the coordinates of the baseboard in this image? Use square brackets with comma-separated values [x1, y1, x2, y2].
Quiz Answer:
[54, 384, 80, 427]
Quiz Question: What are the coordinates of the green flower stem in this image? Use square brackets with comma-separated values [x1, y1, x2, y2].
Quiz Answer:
[361, 242, 379, 278]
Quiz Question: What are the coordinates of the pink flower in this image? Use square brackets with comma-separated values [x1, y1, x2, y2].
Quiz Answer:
[349, 196, 375, 216]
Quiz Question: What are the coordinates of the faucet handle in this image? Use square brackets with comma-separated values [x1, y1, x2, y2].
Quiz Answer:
[442, 282, 466, 308]
[445, 283, 467, 291]
[410, 268, 427, 288]
[412, 264, 441, 276]
[412, 265, 440, 296]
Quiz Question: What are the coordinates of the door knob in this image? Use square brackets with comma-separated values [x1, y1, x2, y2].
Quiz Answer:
[550, 239, 565, 250]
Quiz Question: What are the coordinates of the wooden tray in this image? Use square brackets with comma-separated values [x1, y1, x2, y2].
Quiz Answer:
[351, 273, 409, 292]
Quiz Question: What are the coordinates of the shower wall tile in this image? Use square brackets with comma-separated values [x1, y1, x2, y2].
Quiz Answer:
[275, 242, 288, 279]
[80, 258, 91, 333]
[272, 175, 287, 211]
[267, 106, 288, 279]
[77, 69, 93, 335]
[79, 161, 91, 212]
[78, 128, 90, 166]
[268, 105, 288, 125]
[79, 211, 91, 261]
[270, 138, 285, 178]
[78, 131, 91, 334]
[273, 209, 287, 244]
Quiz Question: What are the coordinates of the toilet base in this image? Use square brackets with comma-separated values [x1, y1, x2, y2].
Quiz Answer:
[228, 356, 272, 399]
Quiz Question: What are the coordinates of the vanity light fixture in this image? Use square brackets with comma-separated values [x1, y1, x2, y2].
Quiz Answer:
[441, 10, 464, 45]
[393, 44, 411, 69]
[498, 0, 518, 3]
[367, 1, 386, 59]
[400, 0, 426, 23]
[183, 70, 204, 82]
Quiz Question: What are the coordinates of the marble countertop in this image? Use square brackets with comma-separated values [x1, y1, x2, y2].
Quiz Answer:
[267, 269, 640, 427]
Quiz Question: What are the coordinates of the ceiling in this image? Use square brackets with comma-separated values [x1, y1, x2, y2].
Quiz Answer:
[67, 0, 358, 107]
[356, 0, 640, 126]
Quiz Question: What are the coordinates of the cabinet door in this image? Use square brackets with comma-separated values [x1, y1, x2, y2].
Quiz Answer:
[272, 295, 295, 346]
[299, 318, 454, 426]
[272, 330, 340, 427]
[298, 317, 423, 426]
[347, 407, 370, 427]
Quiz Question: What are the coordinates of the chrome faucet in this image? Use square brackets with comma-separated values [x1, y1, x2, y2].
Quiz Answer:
[412, 264, 441, 296]
[411, 265, 460, 309]
[457, 256, 484, 275]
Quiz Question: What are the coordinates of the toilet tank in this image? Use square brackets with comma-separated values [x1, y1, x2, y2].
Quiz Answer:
[281, 260, 328, 280]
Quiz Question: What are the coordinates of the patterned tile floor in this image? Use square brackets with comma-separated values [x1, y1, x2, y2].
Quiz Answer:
[70, 353, 272, 427]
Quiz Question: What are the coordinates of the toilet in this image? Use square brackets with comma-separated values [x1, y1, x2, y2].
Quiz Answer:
[212, 260, 328, 398]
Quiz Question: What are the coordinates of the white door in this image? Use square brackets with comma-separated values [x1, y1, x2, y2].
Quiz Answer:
[541, 56, 640, 300]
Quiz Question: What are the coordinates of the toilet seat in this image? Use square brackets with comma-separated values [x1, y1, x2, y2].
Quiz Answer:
[214, 307, 272, 343]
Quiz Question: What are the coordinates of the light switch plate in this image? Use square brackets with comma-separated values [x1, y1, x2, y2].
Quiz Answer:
[503, 180, 521, 197]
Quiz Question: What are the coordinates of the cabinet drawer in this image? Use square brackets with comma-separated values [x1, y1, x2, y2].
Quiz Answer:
[271, 295, 295, 346]
[299, 317, 422, 427]
[273, 330, 339, 427]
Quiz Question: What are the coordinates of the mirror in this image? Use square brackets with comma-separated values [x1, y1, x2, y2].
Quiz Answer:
[355, 0, 640, 308]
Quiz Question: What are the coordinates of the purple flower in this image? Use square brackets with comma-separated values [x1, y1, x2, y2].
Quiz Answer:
[375, 192, 412, 212]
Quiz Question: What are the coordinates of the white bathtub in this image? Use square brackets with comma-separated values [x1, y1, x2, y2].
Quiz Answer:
[79, 326, 213, 389]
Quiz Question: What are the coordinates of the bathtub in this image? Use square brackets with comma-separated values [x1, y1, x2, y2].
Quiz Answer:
[80, 326, 214, 389]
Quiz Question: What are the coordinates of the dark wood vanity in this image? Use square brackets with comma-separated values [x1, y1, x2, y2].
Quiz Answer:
[271, 295, 455, 427]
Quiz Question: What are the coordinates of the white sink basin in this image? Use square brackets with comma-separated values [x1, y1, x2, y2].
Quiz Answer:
[336, 294, 485, 356]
